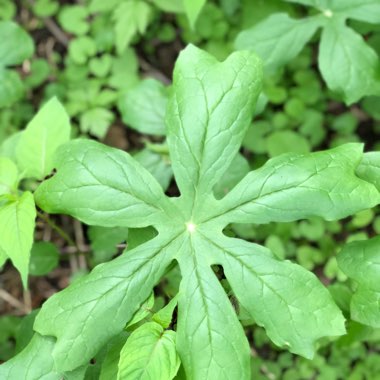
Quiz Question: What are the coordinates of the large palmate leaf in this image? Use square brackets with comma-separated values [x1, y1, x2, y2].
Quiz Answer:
[338, 237, 380, 328]
[235, 0, 380, 104]
[6, 45, 379, 379]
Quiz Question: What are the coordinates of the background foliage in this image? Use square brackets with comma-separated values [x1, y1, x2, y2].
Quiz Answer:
[1, 0, 380, 379]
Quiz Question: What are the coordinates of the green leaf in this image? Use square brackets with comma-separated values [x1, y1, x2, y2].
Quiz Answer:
[152, 294, 178, 328]
[80, 107, 114, 139]
[113, 0, 152, 54]
[118, 79, 168, 136]
[338, 236, 380, 327]
[183, 0, 206, 28]
[16, 97, 71, 180]
[330, 0, 380, 24]
[0, 21, 34, 67]
[33, 235, 182, 371]
[0, 68, 24, 107]
[166, 44, 262, 210]
[88, 225, 128, 264]
[68, 36, 96, 64]
[0, 192, 36, 287]
[0, 157, 18, 195]
[99, 333, 129, 380]
[211, 143, 380, 225]
[127, 293, 155, 328]
[176, 236, 250, 379]
[34, 140, 178, 228]
[207, 233, 345, 358]
[318, 20, 380, 105]
[356, 152, 380, 191]
[134, 148, 173, 191]
[266, 130, 310, 157]
[29, 242, 59, 276]
[58, 5, 89, 36]
[284, 0, 329, 7]
[152, 0, 185, 13]
[235, 13, 322, 73]
[0, 334, 60, 379]
[213, 153, 250, 199]
[117, 322, 180, 380]
[18, 45, 380, 378]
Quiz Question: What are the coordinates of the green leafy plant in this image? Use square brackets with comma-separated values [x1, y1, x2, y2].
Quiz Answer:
[2, 45, 380, 379]
[0, 97, 70, 286]
[337, 152, 380, 328]
[235, 0, 380, 104]
[0, 21, 34, 107]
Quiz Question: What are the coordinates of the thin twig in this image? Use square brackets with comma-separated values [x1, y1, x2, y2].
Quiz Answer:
[73, 220, 88, 270]
[0, 289, 28, 314]
[26, 0, 69, 47]
[37, 211, 77, 249]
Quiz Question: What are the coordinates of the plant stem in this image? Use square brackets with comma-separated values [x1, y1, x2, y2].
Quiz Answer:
[37, 211, 78, 249]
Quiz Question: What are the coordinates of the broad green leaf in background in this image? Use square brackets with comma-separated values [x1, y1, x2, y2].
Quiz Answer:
[134, 148, 173, 191]
[319, 21, 380, 104]
[0, 192, 36, 287]
[16, 97, 71, 180]
[80, 107, 114, 139]
[117, 322, 180, 380]
[29, 242, 59, 276]
[0, 68, 24, 108]
[58, 5, 89, 36]
[113, 0, 152, 54]
[13, 45, 380, 379]
[183, 0, 206, 28]
[153, 0, 185, 13]
[88, 226, 128, 264]
[235, 1, 380, 104]
[329, 0, 380, 24]
[235, 13, 322, 73]
[118, 79, 168, 136]
[0, 334, 60, 380]
[338, 236, 380, 328]
[0, 157, 18, 195]
[356, 152, 380, 191]
[0, 21, 34, 66]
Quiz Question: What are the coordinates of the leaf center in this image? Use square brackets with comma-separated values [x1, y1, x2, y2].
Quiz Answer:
[186, 222, 196, 233]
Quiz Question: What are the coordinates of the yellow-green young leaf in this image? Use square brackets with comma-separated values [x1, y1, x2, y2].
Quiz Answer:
[338, 236, 380, 328]
[117, 322, 180, 380]
[318, 20, 380, 105]
[0, 157, 18, 195]
[152, 294, 178, 328]
[16, 97, 71, 180]
[0, 192, 36, 287]
[183, 0, 206, 28]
